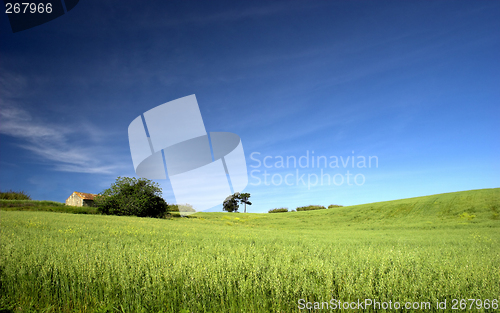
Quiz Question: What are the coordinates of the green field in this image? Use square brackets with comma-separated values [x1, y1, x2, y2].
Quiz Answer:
[1, 188, 499, 312]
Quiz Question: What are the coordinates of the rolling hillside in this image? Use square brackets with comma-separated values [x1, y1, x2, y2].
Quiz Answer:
[195, 188, 500, 229]
[1, 188, 499, 312]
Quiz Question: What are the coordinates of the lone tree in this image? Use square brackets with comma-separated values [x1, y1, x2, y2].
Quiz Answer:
[239, 193, 252, 213]
[95, 176, 168, 218]
[223, 192, 252, 213]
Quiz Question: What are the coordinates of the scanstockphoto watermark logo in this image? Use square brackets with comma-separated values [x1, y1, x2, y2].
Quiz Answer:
[128, 95, 248, 214]
[249, 151, 378, 189]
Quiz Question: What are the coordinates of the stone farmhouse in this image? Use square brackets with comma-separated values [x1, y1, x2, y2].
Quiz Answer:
[65, 191, 97, 207]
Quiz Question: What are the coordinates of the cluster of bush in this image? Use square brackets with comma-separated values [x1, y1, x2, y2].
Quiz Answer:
[296, 205, 327, 211]
[94, 177, 198, 218]
[0, 190, 31, 200]
[268, 204, 344, 213]
[268, 208, 289, 213]
[95, 177, 169, 218]
[167, 204, 196, 214]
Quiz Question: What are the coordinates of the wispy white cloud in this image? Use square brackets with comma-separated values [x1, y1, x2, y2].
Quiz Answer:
[0, 102, 127, 174]
[0, 104, 68, 142]
[0, 73, 129, 174]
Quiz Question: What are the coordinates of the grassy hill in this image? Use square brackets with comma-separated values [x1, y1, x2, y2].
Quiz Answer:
[1, 188, 499, 312]
[195, 188, 500, 228]
[4, 188, 498, 224]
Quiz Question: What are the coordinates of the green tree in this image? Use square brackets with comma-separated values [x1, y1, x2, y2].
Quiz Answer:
[223, 193, 240, 212]
[95, 177, 168, 218]
[223, 192, 252, 213]
[239, 193, 252, 213]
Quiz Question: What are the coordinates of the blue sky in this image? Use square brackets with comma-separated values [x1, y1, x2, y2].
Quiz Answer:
[1, 1, 499, 213]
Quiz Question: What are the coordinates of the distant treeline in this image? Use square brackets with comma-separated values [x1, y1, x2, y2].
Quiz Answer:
[0, 190, 31, 200]
[0, 199, 99, 214]
[0, 199, 186, 217]
[268, 204, 343, 213]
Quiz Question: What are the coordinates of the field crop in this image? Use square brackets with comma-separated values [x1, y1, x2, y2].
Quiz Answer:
[1, 188, 499, 312]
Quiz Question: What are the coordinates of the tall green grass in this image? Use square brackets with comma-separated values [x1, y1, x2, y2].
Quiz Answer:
[1, 188, 499, 312]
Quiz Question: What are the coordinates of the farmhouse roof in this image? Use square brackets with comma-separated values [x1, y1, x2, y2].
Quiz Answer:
[72, 191, 97, 200]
